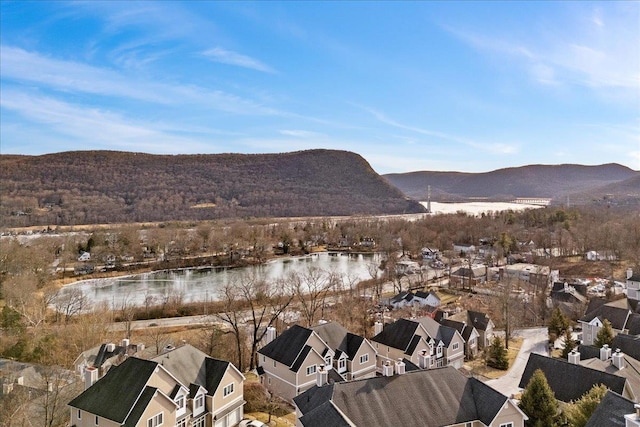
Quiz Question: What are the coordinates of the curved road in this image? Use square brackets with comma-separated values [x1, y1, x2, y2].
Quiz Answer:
[485, 327, 549, 398]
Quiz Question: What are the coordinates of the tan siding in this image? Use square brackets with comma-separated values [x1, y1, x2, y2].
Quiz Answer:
[211, 366, 244, 415]
[147, 367, 179, 395]
[134, 396, 177, 427]
[490, 400, 526, 427]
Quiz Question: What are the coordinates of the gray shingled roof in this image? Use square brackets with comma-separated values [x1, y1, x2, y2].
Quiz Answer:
[290, 345, 313, 372]
[298, 401, 352, 427]
[311, 322, 366, 361]
[152, 344, 231, 396]
[585, 391, 635, 427]
[68, 357, 158, 423]
[258, 325, 313, 366]
[467, 310, 491, 331]
[580, 301, 631, 330]
[519, 353, 627, 402]
[612, 334, 640, 360]
[294, 367, 510, 427]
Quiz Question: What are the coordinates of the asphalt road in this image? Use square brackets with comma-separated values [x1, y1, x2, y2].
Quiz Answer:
[485, 327, 549, 398]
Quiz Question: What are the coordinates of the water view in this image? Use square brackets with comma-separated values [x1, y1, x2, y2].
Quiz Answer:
[421, 201, 546, 216]
[62, 252, 379, 309]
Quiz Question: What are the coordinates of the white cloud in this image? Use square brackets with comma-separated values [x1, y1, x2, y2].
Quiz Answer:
[279, 130, 324, 138]
[0, 46, 279, 115]
[0, 90, 215, 153]
[202, 47, 276, 73]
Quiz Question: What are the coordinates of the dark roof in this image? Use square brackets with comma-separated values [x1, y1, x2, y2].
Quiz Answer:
[93, 343, 125, 368]
[294, 367, 510, 427]
[440, 318, 465, 334]
[418, 316, 458, 346]
[627, 314, 640, 336]
[123, 386, 157, 427]
[402, 358, 420, 372]
[581, 301, 631, 330]
[519, 353, 627, 402]
[612, 334, 640, 361]
[258, 325, 313, 366]
[205, 358, 230, 394]
[299, 401, 351, 427]
[68, 357, 158, 423]
[327, 368, 346, 384]
[577, 344, 602, 360]
[585, 391, 635, 427]
[290, 345, 313, 372]
[468, 310, 491, 331]
[371, 319, 419, 351]
[629, 274, 640, 282]
[405, 334, 423, 356]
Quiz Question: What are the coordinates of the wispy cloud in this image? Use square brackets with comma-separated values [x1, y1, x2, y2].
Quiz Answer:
[361, 106, 519, 155]
[202, 47, 276, 73]
[0, 46, 279, 115]
[279, 130, 324, 138]
[0, 89, 216, 153]
[444, 4, 640, 91]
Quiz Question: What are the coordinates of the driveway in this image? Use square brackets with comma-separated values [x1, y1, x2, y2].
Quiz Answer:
[485, 327, 549, 398]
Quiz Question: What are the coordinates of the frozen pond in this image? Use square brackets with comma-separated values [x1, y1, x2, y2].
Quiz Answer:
[62, 252, 379, 309]
[421, 201, 545, 215]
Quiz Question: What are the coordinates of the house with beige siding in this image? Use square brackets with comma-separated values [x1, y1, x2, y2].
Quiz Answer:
[152, 345, 245, 427]
[257, 322, 376, 401]
[69, 347, 244, 427]
[371, 316, 466, 371]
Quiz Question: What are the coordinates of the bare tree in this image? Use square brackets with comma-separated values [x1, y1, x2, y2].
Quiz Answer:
[53, 287, 89, 323]
[290, 266, 335, 328]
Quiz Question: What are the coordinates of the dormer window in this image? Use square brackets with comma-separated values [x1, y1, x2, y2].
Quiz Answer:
[325, 355, 332, 366]
[437, 346, 443, 357]
[338, 358, 346, 371]
[176, 395, 185, 409]
[195, 394, 204, 410]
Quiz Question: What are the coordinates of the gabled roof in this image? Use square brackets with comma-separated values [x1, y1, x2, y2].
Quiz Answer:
[626, 314, 640, 336]
[152, 344, 234, 396]
[417, 316, 458, 346]
[580, 299, 631, 330]
[371, 319, 420, 352]
[298, 401, 352, 427]
[311, 322, 366, 360]
[258, 325, 313, 367]
[68, 357, 159, 423]
[585, 391, 635, 427]
[290, 345, 314, 372]
[519, 353, 627, 402]
[294, 367, 512, 427]
[123, 386, 158, 427]
[612, 334, 640, 361]
[629, 274, 640, 282]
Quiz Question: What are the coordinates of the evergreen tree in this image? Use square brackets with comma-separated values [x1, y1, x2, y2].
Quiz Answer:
[563, 384, 608, 427]
[487, 336, 509, 370]
[561, 328, 577, 359]
[548, 307, 570, 342]
[519, 369, 559, 427]
[594, 319, 614, 348]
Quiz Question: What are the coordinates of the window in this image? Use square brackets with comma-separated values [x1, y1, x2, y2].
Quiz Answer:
[306, 365, 316, 376]
[176, 419, 187, 427]
[338, 358, 346, 370]
[273, 360, 276, 368]
[268, 377, 271, 385]
[223, 383, 234, 397]
[78, 410, 81, 420]
[147, 413, 163, 427]
[360, 354, 369, 364]
[176, 396, 185, 409]
[465, 423, 473, 427]
[95, 416, 99, 426]
[437, 346, 443, 357]
[453, 342, 459, 351]
[325, 355, 332, 366]
[194, 394, 204, 412]
[192, 416, 205, 427]
[499, 423, 513, 427]
[262, 355, 266, 363]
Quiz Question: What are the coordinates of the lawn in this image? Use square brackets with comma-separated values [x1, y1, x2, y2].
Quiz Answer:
[466, 337, 523, 379]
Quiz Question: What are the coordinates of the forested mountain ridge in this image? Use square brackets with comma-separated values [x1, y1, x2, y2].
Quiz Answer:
[1, 149, 425, 227]
[384, 163, 639, 202]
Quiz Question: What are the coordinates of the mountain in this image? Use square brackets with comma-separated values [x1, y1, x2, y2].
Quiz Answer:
[384, 164, 639, 202]
[0, 150, 425, 227]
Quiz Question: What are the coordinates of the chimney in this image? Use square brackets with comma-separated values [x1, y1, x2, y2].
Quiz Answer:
[568, 349, 580, 364]
[382, 360, 394, 377]
[318, 319, 328, 325]
[84, 366, 99, 389]
[374, 321, 383, 336]
[613, 349, 625, 370]
[265, 326, 277, 345]
[395, 358, 406, 375]
[316, 364, 328, 387]
[635, 403, 640, 420]
[121, 338, 130, 348]
[137, 343, 145, 352]
[16, 376, 24, 386]
[106, 343, 116, 352]
[600, 344, 612, 361]
[628, 269, 634, 280]
[418, 349, 431, 369]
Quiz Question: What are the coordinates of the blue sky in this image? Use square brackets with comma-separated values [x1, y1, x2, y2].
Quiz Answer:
[1, 1, 638, 173]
